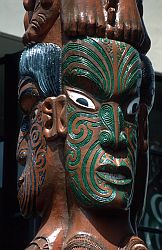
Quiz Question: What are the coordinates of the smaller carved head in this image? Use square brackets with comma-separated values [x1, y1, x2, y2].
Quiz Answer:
[17, 43, 66, 217]
[23, 0, 60, 44]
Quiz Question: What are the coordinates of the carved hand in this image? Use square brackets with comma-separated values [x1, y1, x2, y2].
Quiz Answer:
[106, 0, 145, 51]
[61, 0, 106, 37]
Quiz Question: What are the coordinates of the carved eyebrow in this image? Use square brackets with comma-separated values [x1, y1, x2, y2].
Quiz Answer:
[63, 75, 107, 101]
[18, 83, 39, 99]
[18, 77, 40, 100]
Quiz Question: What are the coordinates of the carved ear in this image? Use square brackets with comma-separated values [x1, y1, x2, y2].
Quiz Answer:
[55, 95, 67, 136]
[138, 103, 148, 153]
[42, 95, 67, 140]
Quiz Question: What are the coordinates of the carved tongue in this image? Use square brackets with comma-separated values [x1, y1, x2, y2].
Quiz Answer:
[106, 173, 126, 180]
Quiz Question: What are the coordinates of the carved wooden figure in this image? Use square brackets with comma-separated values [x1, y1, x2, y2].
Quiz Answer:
[61, 0, 150, 53]
[17, 44, 68, 249]
[22, 0, 150, 54]
[61, 37, 154, 249]
[17, 0, 154, 249]
[23, 0, 62, 46]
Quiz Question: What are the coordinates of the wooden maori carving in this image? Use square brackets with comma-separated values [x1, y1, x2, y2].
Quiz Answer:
[23, 0, 62, 46]
[17, 0, 154, 249]
[17, 44, 68, 249]
[61, 0, 150, 54]
[61, 38, 154, 249]
[23, 0, 150, 53]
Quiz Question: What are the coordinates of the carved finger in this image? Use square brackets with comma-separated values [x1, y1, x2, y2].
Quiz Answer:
[123, 22, 131, 43]
[96, 4, 106, 37]
[106, 24, 114, 39]
[96, 21, 106, 38]
[77, 12, 87, 36]
[87, 11, 96, 37]
[114, 22, 124, 41]
[68, 9, 78, 37]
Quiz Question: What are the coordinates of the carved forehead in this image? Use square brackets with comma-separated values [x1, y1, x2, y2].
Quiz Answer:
[62, 38, 142, 100]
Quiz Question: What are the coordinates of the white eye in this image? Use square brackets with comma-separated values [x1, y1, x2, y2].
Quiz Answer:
[127, 97, 140, 115]
[67, 90, 95, 109]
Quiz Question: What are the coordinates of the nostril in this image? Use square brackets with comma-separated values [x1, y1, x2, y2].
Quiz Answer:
[99, 130, 128, 150]
[119, 132, 128, 149]
[99, 130, 114, 148]
[18, 176, 24, 188]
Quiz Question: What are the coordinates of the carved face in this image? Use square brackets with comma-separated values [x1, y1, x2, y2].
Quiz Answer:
[17, 81, 48, 216]
[23, 0, 60, 44]
[62, 38, 142, 209]
[17, 43, 63, 217]
[16, 80, 65, 217]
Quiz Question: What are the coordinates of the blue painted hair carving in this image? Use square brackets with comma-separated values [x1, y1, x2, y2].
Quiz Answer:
[19, 43, 62, 97]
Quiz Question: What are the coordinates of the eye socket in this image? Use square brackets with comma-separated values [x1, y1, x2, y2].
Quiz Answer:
[127, 97, 140, 115]
[19, 95, 39, 115]
[67, 90, 95, 110]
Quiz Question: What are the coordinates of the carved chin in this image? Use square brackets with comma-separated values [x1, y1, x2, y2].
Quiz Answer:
[64, 233, 107, 250]
[68, 175, 133, 210]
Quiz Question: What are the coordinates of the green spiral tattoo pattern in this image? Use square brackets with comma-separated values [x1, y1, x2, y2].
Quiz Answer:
[62, 38, 142, 100]
[63, 38, 142, 208]
[65, 108, 116, 207]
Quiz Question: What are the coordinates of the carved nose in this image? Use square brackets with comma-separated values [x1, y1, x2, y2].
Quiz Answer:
[99, 103, 128, 150]
[99, 129, 128, 150]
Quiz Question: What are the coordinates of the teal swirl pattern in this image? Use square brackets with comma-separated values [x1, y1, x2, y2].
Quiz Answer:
[63, 38, 141, 208]
[99, 104, 127, 149]
[62, 38, 142, 99]
[65, 108, 116, 207]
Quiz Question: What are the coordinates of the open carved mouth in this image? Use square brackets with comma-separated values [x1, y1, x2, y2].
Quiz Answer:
[31, 19, 41, 31]
[96, 164, 132, 185]
[31, 14, 47, 31]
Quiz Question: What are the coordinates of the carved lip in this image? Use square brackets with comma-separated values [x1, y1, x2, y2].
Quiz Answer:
[37, 13, 46, 24]
[96, 164, 132, 185]
[31, 14, 46, 30]
[31, 19, 41, 30]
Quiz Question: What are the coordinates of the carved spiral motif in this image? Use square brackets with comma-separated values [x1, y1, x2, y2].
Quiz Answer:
[121, 236, 148, 250]
[65, 109, 117, 207]
[62, 38, 142, 100]
[64, 233, 106, 250]
[18, 104, 47, 215]
[63, 38, 141, 209]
